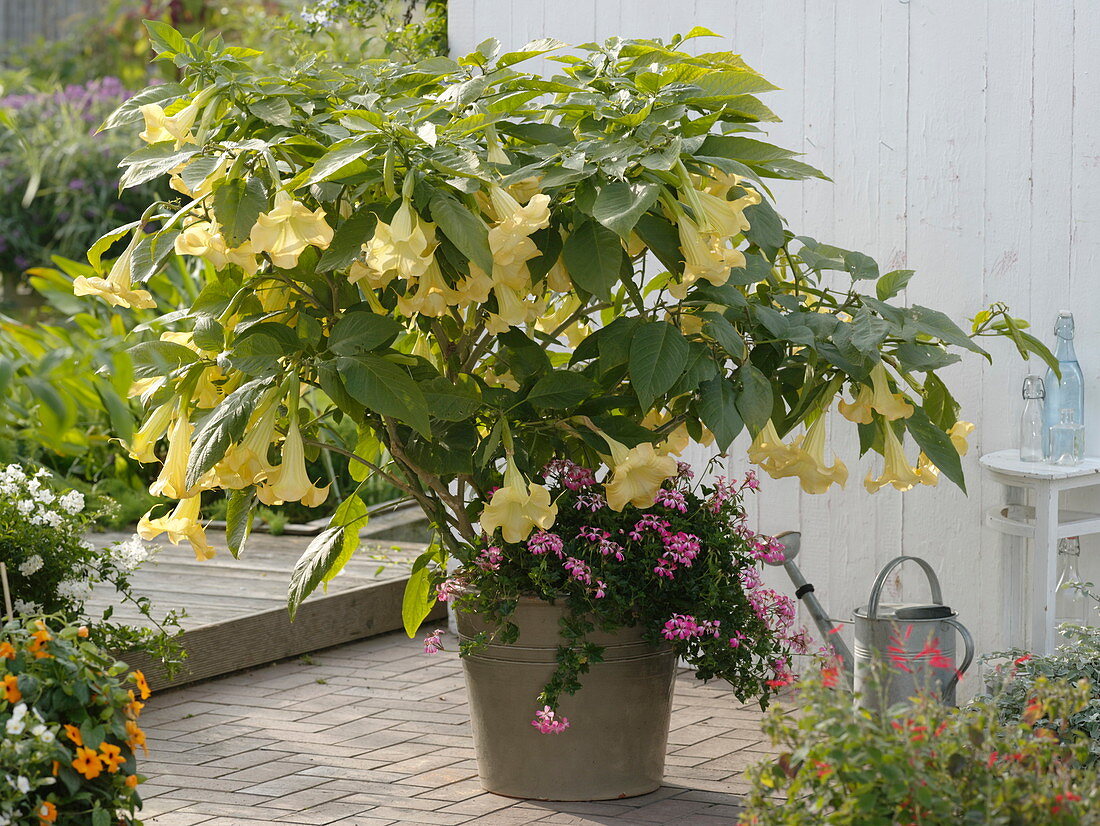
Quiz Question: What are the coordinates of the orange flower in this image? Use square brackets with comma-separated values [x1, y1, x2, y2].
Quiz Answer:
[99, 742, 125, 773]
[125, 720, 148, 755]
[51, 761, 59, 777]
[76, 626, 89, 638]
[2, 674, 20, 703]
[124, 774, 140, 789]
[126, 690, 145, 719]
[28, 628, 53, 659]
[0, 641, 14, 659]
[36, 800, 57, 824]
[63, 724, 83, 746]
[133, 670, 151, 700]
[72, 747, 104, 780]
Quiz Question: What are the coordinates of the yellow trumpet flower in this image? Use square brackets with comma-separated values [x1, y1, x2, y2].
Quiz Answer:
[781, 415, 848, 495]
[487, 185, 551, 235]
[357, 199, 437, 288]
[949, 421, 975, 455]
[670, 214, 745, 299]
[72, 238, 156, 310]
[838, 385, 874, 424]
[138, 101, 200, 147]
[452, 264, 495, 306]
[864, 423, 921, 493]
[486, 282, 540, 333]
[640, 409, 691, 457]
[216, 393, 280, 488]
[250, 191, 334, 270]
[257, 416, 329, 508]
[169, 157, 228, 200]
[479, 457, 558, 543]
[691, 187, 760, 240]
[127, 400, 174, 464]
[149, 413, 193, 499]
[545, 256, 572, 293]
[603, 437, 679, 512]
[915, 452, 939, 487]
[174, 221, 258, 275]
[396, 258, 456, 318]
[748, 420, 800, 476]
[137, 495, 216, 561]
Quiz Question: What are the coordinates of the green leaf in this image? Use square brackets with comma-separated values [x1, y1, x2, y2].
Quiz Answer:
[744, 198, 784, 260]
[101, 83, 186, 130]
[287, 527, 342, 621]
[876, 269, 915, 301]
[87, 221, 140, 271]
[317, 207, 378, 273]
[402, 544, 442, 637]
[129, 340, 198, 379]
[591, 181, 660, 238]
[526, 371, 597, 409]
[562, 219, 624, 300]
[92, 807, 111, 826]
[905, 407, 966, 493]
[192, 315, 224, 351]
[339, 354, 431, 437]
[697, 376, 743, 451]
[844, 250, 879, 281]
[430, 193, 494, 275]
[689, 70, 780, 98]
[321, 492, 370, 585]
[629, 321, 689, 409]
[225, 489, 255, 559]
[144, 20, 189, 56]
[698, 134, 800, 164]
[906, 305, 990, 358]
[736, 364, 774, 432]
[497, 38, 566, 68]
[849, 306, 891, 356]
[634, 212, 684, 274]
[421, 376, 482, 421]
[118, 142, 199, 190]
[250, 96, 294, 127]
[228, 325, 297, 376]
[329, 310, 402, 355]
[186, 380, 268, 488]
[701, 312, 746, 358]
[308, 139, 373, 184]
[212, 177, 268, 248]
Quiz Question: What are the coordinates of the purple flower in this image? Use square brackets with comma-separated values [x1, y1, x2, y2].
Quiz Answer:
[531, 705, 569, 734]
[527, 530, 564, 558]
[423, 629, 445, 654]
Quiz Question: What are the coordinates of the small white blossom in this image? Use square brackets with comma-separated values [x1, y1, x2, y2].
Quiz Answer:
[5, 718, 23, 737]
[55, 580, 90, 602]
[59, 490, 84, 514]
[41, 511, 62, 529]
[17, 555, 43, 577]
[15, 500, 33, 515]
[31, 487, 54, 505]
[12, 776, 28, 794]
[112, 535, 151, 572]
[11, 599, 40, 615]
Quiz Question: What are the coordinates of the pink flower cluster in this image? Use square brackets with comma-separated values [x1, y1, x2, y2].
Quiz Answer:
[747, 586, 797, 635]
[476, 546, 504, 571]
[563, 556, 593, 585]
[661, 614, 722, 641]
[629, 514, 701, 579]
[750, 536, 787, 564]
[423, 629, 445, 654]
[543, 459, 596, 491]
[655, 488, 687, 513]
[527, 530, 564, 557]
[676, 461, 694, 480]
[573, 492, 606, 512]
[436, 578, 463, 602]
[531, 705, 570, 734]
[579, 526, 624, 561]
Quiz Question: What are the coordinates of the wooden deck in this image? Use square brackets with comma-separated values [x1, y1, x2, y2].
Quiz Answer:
[86, 506, 443, 691]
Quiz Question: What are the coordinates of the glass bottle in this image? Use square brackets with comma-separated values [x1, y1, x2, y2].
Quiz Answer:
[1019, 375, 1045, 462]
[1056, 537, 1089, 636]
[1050, 408, 1085, 466]
[1043, 311, 1085, 458]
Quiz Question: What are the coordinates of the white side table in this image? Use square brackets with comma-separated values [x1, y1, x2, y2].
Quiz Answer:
[980, 449, 1100, 653]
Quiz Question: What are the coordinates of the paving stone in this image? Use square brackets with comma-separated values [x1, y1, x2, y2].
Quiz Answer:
[139, 629, 776, 824]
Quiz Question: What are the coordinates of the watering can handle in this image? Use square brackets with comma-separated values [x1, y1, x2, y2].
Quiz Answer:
[941, 618, 975, 703]
[866, 555, 944, 619]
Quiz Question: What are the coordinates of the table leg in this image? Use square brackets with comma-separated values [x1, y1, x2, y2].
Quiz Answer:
[1001, 484, 1027, 647]
[1031, 485, 1060, 654]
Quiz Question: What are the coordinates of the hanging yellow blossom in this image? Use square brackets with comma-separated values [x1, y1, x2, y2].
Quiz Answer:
[169, 156, 228, 200]
[779, 414, 848, 494]
[356, 199, 437, 288]
[691, 186, 760, 240]
[138, 101, 199, 147]
[174, 220, 258, 275]
[670, 214, 745, 299]
[748, 420, 800, 477]
[137, 495, 216, 561]
[127, 400, 175, 463]
[72, 237, 157, 310]
[838, 384, 874, 424]
[864, 423, 921, 493]
[396, 258, 458, 318]
[604, 437, 679, 511]
[640, 409, 691, 457]
[452, 264, 495, 306]
[915, 452, 940, 487]
[949, 421, 975, 455]
[148, 413, 193, 499]
[216, 393, 280, 488]
[479, 457, 558, 543]
[257, 417, 330, 508]
[250, 191, 334, 269]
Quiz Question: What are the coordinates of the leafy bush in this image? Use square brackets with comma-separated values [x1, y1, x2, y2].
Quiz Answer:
[740, 661, 1100, 825]
[983, 593, 1100, 766]
[0, 77, 159, 301]
[0, 617, 150, 825]
[0, 463, 184, 671]
[436, 465, 806, 726]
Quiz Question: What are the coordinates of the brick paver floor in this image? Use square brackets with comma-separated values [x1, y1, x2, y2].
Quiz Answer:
[139, 630, 779, 825]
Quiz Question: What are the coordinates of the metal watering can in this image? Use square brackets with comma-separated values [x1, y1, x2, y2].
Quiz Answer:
[853, 556, 975, 708]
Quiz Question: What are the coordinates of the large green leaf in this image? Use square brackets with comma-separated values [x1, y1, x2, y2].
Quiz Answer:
[225, 488, 255, 559]
[430, 193, 494, 275]
[129, 340, 198, 379]
[228, 324, 297, 376]
[118, 142, 200, 190]
[905, 407, 966, 493]
[186, 379, 268, 488]
[402, 542, 443, 637]
[317, 207, 378, 273]
[629, 321, 689, 409]
[876, 269, 915, 301]
[339, 354, 431, 437]
[562, 219, 623, 300]
[212, 177, 268, 247]
[736, 364, 774, 432]
[697, 376, 743, 451]
[288, 487, 372, 619]
[591, 181, 660, 239]
[329, 310, 402, 355]
[526, 371, 597, 409]
[308, 139, 373, 184]
[421, 376, 482, 421]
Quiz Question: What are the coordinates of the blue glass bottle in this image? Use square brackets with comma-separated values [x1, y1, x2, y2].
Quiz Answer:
[1043, 311, 1085, 458]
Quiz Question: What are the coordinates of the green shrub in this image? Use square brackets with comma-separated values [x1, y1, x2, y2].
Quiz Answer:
[0, 617, 150, 825]
[741, 661, 1100, 825]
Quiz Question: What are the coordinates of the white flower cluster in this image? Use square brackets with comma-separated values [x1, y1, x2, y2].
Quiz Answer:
[0, 702, 58, 820]
[0, 465, 81, 532]
[16, 556, 42, 577]
[300, 0, 336, 26]
[111, 534, 153, 573]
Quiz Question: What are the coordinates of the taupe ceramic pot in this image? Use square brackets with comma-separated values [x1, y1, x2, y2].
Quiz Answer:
[456, 597, 677, 801]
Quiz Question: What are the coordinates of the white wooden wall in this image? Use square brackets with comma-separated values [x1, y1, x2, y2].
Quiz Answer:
[450, 0, 1100, 671]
